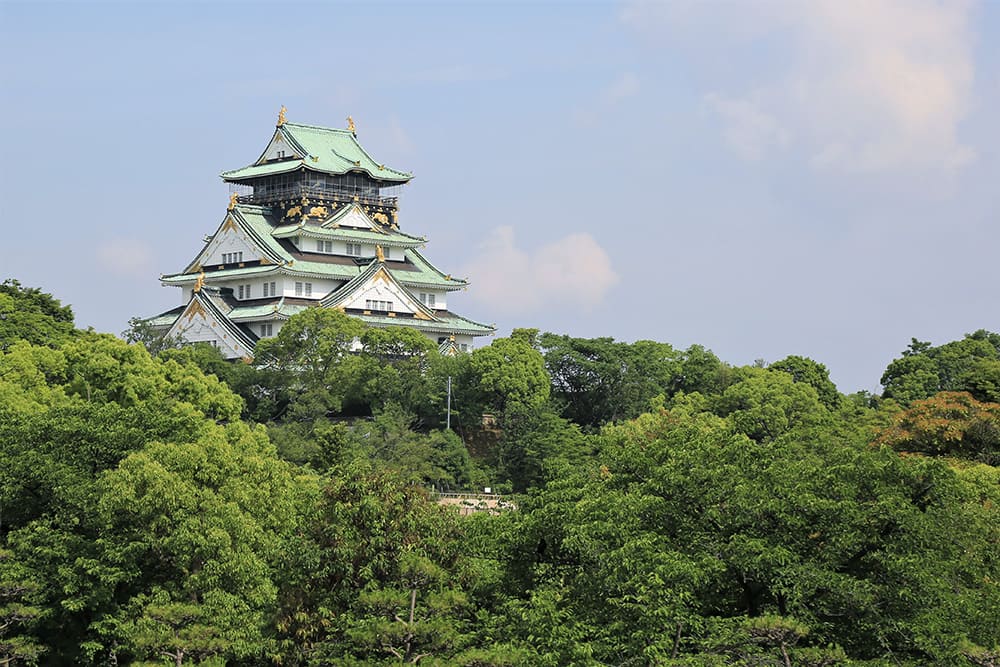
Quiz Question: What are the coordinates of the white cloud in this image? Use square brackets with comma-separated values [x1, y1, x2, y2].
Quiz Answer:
[624, 0, 976, 172]
[603, 71, 641, 104]
[461, 226, 618, 316]
[704, 92, 790, 160]
[96, 239, 154, 278]
[573, 71, 641, 127]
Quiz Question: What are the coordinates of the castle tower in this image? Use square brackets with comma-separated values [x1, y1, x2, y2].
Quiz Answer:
[148, 109, 494, 358]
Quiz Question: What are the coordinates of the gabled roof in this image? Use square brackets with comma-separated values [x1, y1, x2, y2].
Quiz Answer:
[272, 224, 425, 248]
[320, 259, 438, 321]
[271, 203, 426, 248]
[401, 249, 468, 291]
[179, 204, 289, 275]
[163, 287, 257, 358]
[221, 121, 411, 184]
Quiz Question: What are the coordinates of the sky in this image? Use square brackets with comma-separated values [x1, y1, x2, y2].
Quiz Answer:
[1, 0, 997, 394]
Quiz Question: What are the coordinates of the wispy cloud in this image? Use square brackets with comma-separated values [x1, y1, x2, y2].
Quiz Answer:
[624, 0, 977, 173]
[573, 71, 641, 127]
[461, 226, 618, 316]
[96, 239, 154, 279]
[704, 91, 790, 160]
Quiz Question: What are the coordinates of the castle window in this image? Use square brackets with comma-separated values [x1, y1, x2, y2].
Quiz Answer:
[420, 293, 435, 308]
[365, 299, 392, 312]
[317, 240, 333, 253]
[221, 251, 243, 264]
[260, 323, 273, 337]
[305, 283, 313, 297]
[346, 243, 362, 256]
[263, 281, 276, 297]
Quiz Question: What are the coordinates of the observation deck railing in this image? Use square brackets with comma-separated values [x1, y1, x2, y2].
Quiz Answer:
[237, 183, 398, 209]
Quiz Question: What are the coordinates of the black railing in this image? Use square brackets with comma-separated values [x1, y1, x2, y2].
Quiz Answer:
[237, 183, 398, 209]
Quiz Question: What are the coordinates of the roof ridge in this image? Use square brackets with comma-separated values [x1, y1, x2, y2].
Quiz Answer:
[283, 121, 353, 133]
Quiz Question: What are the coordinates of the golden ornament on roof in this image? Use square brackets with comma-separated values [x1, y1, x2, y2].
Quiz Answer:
[228, 192, 238, 211]
[277, 105, 287, 126]
[193, 271, 205, 293]
[376, 245, 385, 263]
[346, 115, 356, 133]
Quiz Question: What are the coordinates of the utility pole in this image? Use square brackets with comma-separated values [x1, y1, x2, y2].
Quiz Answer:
[446, 375, 452, 430]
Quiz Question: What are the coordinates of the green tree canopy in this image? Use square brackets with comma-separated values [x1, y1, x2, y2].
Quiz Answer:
[253, 307, 366, 421]
[768, 354, 840, 409]
[882, 330, 1000, 404]
[0, 279, 75, 351]
[470, 329, 550, 419]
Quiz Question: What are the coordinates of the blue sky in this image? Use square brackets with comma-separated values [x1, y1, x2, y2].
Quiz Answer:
[1, 0, 997, 393]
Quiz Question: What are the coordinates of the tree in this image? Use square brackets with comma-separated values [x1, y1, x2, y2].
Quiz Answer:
[470, 329, 550, 420]
[253, 307, 366, 421]
[768, 355, 840, 409]
[273, 464, 472, 665]
[0, 279, 75, 351]
[0, 549, 43, 666]
[882, 331, 1000, 404]
[875, 391, 1000, 465]
[539, 334, 683, 429]
[88, 423, 306, 663]
[485, 402, 1000, 664]
[709, 367, 830, 443]
[121, 316, 183, 356]
[120, 592, 229, 666]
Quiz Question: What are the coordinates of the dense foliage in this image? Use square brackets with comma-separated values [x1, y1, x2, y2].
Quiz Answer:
[3, 280, 998, 665]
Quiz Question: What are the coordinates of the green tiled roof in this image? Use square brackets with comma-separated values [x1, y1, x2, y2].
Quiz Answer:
[319, 260, 437, 321]
[272, 223, 426, 248]
[221, 122, 411, 183]
[167, 202, 466, 289]
[354, 311, 494, 336]
[233, 205, 295, 263]
[162, 263, 282, 284]
[146, 306, 185, 328]
[218, 160, 303, 181]
[401, 249, 468, 289]
[228, 301, 309, 320]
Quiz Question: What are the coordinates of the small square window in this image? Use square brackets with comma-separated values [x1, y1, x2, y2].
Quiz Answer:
[305, 283, 312, 297]
[295, 282, 303, 296]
